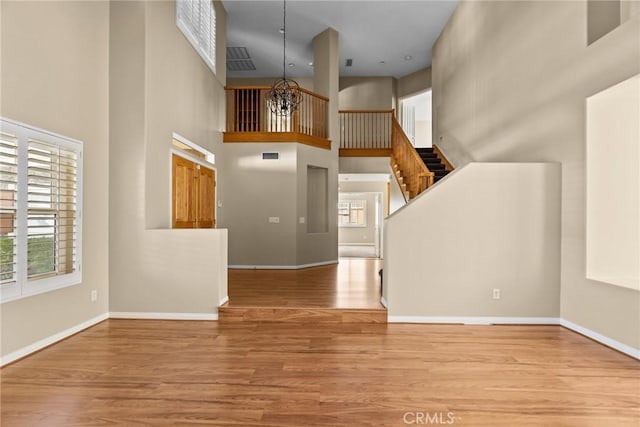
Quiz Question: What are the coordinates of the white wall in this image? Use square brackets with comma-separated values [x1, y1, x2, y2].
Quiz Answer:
[432, 1, 640, 350]
[586, 74, 640, 291]
[385, 163, 561, 320]
[0, 1, 110, 359]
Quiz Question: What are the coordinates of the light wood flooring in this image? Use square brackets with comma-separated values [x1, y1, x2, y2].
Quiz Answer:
[1, 319, 639, 426]
[221, 259, 386, 323]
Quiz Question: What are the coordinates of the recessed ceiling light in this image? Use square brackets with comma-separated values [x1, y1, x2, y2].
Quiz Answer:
[288, 63, 295, 67]
[404, 55, 413, 61]
[309, 62, 314, 66]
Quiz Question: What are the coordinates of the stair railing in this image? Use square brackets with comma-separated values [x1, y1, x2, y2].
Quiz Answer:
[391, 115, 434, 199]
[339, 110, 393, 151]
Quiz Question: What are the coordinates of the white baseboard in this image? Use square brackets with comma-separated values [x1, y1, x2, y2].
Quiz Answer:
[229, 259, 339, 270]
[109, 312, 218, 321]
[560, 319, 640, 360]
[339, 243, 375, 247]
[0, 312, 109, 367]
[219, 296, 229, 306]
[380, 296, 388, 308]
[387, 316, 561, 325]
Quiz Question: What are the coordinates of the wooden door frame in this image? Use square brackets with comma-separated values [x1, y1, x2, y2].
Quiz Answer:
[170, 148, 217, 228]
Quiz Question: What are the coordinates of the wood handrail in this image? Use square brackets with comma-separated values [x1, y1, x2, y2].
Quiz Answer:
[224, 86, 330, 102]
[390, 116, 434, 199]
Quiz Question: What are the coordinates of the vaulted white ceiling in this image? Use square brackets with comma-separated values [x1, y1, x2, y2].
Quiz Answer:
[223, 0, 458, 79]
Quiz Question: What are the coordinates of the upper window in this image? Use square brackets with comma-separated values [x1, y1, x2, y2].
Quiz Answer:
[338, 200, 366, 227]
[0, 118, 82, 303]
[177, 0, 216, 74]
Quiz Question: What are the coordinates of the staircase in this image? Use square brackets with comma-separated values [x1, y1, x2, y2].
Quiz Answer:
[416, 148, 450, 183]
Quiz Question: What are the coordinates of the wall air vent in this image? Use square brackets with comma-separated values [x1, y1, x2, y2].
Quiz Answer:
[262, 152, 280, 160]
[345, 58, 353, 67]
[227, 47, 256, 72]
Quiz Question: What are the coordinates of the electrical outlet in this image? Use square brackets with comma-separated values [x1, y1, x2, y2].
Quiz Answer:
[299, 217, 305, 224]
[492, 288, 501, 300]
[268, 217, 280, 223]
[91, 290, 98, 302]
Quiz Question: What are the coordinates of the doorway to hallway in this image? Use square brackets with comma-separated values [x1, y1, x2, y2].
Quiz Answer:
[338, 191, 383, 259]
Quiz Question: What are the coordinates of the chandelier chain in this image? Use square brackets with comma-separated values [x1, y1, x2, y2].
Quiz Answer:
[283, 0, 286, 78]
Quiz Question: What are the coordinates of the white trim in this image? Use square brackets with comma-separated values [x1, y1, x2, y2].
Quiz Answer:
[380, 297, 388, 308]
[560, 319, 640, 360]
[219, 296, 229, 306]
[109, 312, 218, 321]
[172, 132, 215, 165]
[387, 316, 561, 325]
[338, 243, 375, 247]
[228, 260, 339, 270]
[0, 313, 108, 367]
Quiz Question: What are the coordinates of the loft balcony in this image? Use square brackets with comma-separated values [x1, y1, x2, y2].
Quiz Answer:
[223, 86, 331, 150]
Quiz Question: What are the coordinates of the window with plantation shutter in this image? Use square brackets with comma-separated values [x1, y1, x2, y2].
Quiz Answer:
[27, 139, 78, 279]
[338, 200, 367, 227]
[0, 118, 82, 303]
[0, 132, 18, 298]
[177, 0, 216, 74]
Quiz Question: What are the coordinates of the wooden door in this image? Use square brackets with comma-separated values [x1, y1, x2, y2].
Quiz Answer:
[172, 154, 196, 228]
[197, 166, 215, 228]
[172, 154, 216, 229]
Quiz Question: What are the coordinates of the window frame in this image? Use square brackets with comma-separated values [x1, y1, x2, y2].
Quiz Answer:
[338, 200, 367, 228]
[176, 0, 217, 75]
[0, 118, 83, 304]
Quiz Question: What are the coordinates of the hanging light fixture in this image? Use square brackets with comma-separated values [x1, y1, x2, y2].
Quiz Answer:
[266, 0, 303, 116]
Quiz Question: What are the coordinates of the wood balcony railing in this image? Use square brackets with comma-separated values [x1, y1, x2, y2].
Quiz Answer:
[224, 86, 330, 149]
[339, 110, 393, 156]
[391, 116, 434, 200]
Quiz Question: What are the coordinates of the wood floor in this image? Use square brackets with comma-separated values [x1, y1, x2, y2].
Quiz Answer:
[1, 319, 639, 426]
[221, 259, 386, 323]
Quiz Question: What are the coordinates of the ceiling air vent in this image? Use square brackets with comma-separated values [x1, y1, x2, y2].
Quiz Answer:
[227, 46, 256, 72]
[227, 60, 256, 72]
[227, 46, 251, 60]
[345, 58, 353, 67]
[262, 152, 280, 160]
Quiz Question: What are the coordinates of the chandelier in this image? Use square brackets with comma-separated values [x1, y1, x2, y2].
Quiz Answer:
[266, 0, 303, 116]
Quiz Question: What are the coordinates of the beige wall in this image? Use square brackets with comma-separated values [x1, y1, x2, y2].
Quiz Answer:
[339, 77, 395, 110]
[586, 74, 640, 291]
[432, 1, 640, 349]
[385, 163, 562, 320]
[220, 143, 298, 266]
[296, 143, 339, 266]
[397, 67, 432, 100]
[109, 1, 228, 314]
[1, 1, 110, 358]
